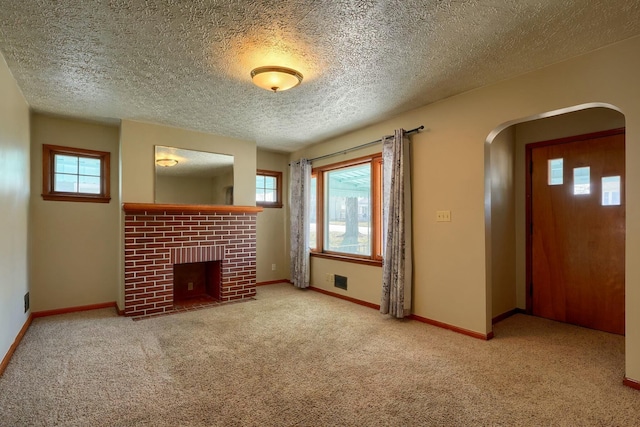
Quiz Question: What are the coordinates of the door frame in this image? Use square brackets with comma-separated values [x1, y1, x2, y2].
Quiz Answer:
[524, 127, 625, 314]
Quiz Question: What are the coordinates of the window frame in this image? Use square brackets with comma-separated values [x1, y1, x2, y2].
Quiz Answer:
[42, 144, 111, 203]
[311, 154, 383, 267]
[256, 169, 283, 208]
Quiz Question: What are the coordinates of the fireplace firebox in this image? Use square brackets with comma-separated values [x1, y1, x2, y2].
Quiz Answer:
[173, 261, 221, 306]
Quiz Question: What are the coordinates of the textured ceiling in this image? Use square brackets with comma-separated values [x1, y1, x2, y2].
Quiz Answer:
[155, 146, 233, 178]
[1, 1, 640, 152]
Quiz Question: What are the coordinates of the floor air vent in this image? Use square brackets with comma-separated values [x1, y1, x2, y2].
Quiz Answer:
[334, 275, 347, 290]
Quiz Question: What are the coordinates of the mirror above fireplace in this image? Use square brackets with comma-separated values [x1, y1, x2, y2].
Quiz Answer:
[154, 146, 234, 205]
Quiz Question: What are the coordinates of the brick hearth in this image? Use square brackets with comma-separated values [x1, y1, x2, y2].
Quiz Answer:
[123, 203, 263, 317]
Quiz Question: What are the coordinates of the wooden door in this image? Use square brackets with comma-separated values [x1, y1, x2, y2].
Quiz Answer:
[527, 130, 625, 335]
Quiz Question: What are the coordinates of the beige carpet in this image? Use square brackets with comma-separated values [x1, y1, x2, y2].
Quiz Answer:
[1, 283, 638, 426]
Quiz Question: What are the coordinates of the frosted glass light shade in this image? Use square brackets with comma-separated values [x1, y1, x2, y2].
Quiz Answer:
[251, 66, 303, 92]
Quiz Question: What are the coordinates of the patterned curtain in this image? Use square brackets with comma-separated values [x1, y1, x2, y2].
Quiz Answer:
[289, 159, 312, 288]
[380, 129, 413, 318]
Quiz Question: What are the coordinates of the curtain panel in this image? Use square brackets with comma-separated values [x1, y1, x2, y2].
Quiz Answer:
[289, 159, 312, 288]
[381, 129, 413, 318]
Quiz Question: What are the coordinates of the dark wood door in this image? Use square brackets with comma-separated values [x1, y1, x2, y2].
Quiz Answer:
[528, 130, 625, 335]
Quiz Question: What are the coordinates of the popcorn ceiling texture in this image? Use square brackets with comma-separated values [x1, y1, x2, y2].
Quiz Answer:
[155, 146, 233, 178]
[0, 0, 639, 151]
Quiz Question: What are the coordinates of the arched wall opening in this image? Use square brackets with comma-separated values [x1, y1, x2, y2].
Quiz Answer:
[485, 104, 626, 330]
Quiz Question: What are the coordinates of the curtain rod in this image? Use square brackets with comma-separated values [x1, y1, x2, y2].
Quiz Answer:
[300, 125, 424, 164]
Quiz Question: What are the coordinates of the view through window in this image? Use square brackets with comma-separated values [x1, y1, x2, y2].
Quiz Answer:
[324, 163, 372, 256]
[310, 154, 382, 263]
[256, 170, 282, 208]
[42, 144, 110, 203]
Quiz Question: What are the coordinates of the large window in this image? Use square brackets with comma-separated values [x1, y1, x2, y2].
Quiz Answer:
[42, 144, 111, 203]
[311, 154, 382, 265]
[256, 169, 283, 208]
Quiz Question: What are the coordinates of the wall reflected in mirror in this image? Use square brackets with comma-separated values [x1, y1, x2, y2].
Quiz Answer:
[155, 146, 234, 205]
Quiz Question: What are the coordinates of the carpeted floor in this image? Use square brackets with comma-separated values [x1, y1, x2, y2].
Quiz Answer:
[0, 283, 638, 426]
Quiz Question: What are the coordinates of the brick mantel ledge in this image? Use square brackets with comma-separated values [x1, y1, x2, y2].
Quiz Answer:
[123, 203, 263, 214]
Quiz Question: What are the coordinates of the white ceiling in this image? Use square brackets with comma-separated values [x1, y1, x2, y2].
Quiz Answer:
[1, 1, 639, 152]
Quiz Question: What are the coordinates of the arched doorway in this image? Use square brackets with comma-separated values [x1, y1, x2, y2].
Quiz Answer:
[486, 105, 625, 333]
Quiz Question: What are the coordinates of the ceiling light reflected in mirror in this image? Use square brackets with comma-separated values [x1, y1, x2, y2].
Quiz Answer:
[156, 158, 178, 167]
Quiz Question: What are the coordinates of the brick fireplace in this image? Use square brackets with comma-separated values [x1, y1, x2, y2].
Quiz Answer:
[123, 203, 262, 317]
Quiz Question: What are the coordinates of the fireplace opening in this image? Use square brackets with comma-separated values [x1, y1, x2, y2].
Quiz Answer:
[173, 261, 221, 309]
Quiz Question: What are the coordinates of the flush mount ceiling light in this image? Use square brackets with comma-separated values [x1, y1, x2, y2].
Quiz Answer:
[156, 158, 178, 167]
[250, 66, 303, 93]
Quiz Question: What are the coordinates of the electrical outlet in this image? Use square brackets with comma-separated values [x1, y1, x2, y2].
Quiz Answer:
[188, 282, 194, 291]
[436, 210, 451, 222]
[325, 273, 335, 284]
[271, 263, 276, 271]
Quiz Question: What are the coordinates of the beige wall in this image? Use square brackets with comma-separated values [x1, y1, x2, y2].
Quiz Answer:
[311, 257, 383, 303]
[120, 120, 256, 206]
[292, 35, 640, 382]
[0, 52, 30, 363]
[256, 149, 290, 282]
[155, 175, 217, 204]
[490, 127, 516, 318]
[211, 170, 234, 205]
[29, 114, 121, 311]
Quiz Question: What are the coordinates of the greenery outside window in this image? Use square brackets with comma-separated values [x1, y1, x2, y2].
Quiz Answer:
[42, 144, 111, 203]
[256, 169, 283, 208]
[311, 154, 382, 266]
